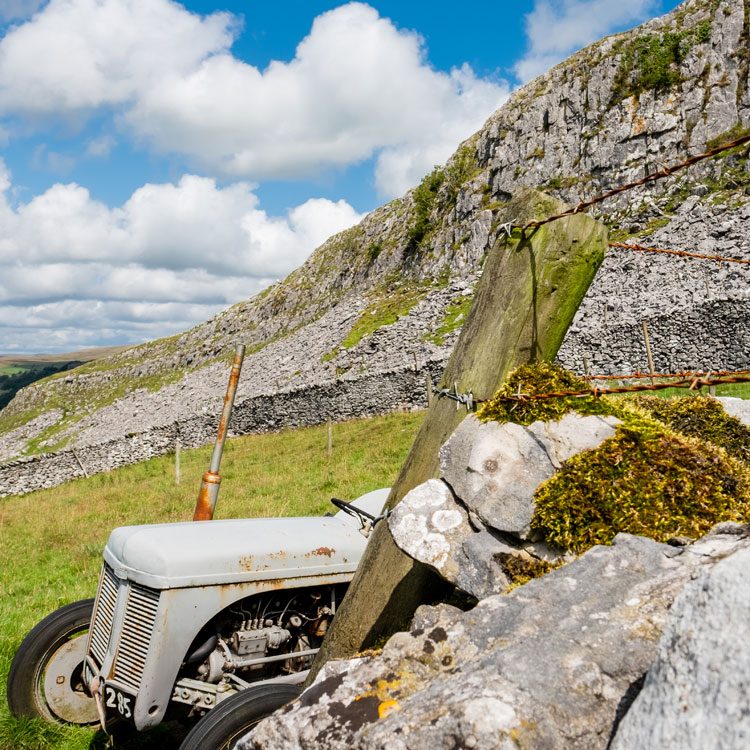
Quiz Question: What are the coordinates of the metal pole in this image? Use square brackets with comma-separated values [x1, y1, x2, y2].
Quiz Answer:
[193, 344, 246, 521]
[175, 437, 181, 485]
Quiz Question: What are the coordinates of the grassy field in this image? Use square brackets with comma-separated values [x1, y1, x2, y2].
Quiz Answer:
[0, 411, 424, 750]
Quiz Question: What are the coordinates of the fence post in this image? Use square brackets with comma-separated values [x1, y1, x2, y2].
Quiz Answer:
[175, 437, 181, 485]
[327, 419, 333, 458]
[72, 449, 89, 479]
[641, 319, 656, 386]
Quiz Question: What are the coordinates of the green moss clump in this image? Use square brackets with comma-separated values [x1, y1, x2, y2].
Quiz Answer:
[499, 554, 562, 589]
[633, 395, 750, 465]
[476, 362, 610, 426]
[531, 417, 750, 554]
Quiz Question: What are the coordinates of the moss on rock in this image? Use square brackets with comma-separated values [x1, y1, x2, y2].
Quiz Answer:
[531, 414, 750, 554]
[633, 395, 750, 465]
[499, 554, 562, 590]
[476, 362, 610, 426]
[476, 364, 750, 556]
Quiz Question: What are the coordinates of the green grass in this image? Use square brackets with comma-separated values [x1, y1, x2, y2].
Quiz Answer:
[0, 411, 424, 750]
[341, 285, 430, 350]
[423, 296, 474, 346]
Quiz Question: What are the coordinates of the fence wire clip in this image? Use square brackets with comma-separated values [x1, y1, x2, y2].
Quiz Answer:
[498, 222, 515, 239]
[436, 383, 476, 412]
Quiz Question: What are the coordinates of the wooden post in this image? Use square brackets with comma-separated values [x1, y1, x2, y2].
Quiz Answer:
[309, 188, 608, 680]
[582, 354, 591, 379]
[72, 449, 89, 478]
[641, 319, 656, 385]
[175, 437, 181, 485]
[327, 419, 333, 458]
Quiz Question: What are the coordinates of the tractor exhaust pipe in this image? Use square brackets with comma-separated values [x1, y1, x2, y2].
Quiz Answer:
[193, 344, 246, 521]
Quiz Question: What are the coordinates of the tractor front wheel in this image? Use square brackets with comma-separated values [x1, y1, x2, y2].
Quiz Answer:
[7, 598, 99, 726]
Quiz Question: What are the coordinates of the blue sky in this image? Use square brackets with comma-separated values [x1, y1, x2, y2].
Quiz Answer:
[0, 0, 681, 353]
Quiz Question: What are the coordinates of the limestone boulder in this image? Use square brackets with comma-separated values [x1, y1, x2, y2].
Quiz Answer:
[440, 413, 618, 538]
[611, 539, 750, 750]
[242, 527, 750, 750]
[388, 479, 519, 599]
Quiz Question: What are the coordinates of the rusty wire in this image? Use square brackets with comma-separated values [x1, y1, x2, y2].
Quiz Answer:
[519, 133, 750, 232]
[609, 241, 750, 266]
[434, 371, 750, 410]
[491, 372, 750, 403]
[583, 369, 750, 381]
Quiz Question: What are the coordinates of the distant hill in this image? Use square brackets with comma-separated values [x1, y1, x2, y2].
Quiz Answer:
[0, 345, 128, 369]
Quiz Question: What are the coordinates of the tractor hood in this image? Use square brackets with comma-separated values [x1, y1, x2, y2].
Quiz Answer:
[103, 488, 389, 590]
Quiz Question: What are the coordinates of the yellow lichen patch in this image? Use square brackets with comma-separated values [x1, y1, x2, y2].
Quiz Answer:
[378, 699, 401, 719]
[353, 674, 420, 720]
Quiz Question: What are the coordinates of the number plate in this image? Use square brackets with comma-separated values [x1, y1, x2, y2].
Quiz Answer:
[103, 684, 134, 721]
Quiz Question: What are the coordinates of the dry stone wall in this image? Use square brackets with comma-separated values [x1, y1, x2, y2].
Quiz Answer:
[0, 363, 443, 498]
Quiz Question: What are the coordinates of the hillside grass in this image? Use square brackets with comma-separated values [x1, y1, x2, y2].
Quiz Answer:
[0, 411, 424, 750]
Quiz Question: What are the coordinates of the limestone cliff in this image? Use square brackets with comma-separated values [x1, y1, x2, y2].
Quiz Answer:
[0, 0, 747, 491]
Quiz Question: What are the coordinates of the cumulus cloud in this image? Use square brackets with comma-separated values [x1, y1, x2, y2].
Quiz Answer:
[0, 160, 363, 350]
[0, 1, 508, 197]
[0, 0, 234, 112]
[514, 0, 660, 82]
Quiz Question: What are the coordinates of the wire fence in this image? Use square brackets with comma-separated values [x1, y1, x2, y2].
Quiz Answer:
[609, 241, 750, 266]
[518, 132, 750, 232]
[435, 133, 750, 410]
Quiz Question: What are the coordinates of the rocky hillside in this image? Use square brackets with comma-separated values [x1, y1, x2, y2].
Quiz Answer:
[0, 0, 748, 490]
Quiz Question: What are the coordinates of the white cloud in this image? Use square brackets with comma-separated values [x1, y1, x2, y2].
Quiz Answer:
[515, 0, 660, 82]
[86, 134, 116, 157]
[0, 0, 234, 112]
[0, 159, 363, 350]
[0, 1, 508, 197]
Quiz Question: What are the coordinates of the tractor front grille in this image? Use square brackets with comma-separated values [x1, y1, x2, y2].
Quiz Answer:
[111, 583, 161, 692]
[88, 563, 118, 665]
[87, 563, 161, 694]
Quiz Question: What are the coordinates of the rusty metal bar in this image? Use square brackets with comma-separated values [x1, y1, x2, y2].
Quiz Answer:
[193, 344, 246, 521]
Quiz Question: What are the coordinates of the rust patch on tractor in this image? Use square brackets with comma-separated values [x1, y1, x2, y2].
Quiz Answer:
[239, 556, 254, 570]
[264, 578, 286, 589]
[307, 546, 335, 558]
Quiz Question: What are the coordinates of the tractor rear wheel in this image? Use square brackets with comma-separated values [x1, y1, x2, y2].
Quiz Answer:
[178, 683, 302, 750]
